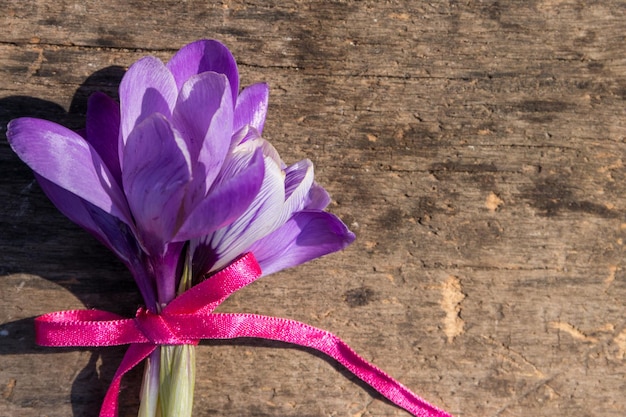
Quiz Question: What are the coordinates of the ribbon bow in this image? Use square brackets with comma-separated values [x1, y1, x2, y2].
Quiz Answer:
[35, 253, 452, 417]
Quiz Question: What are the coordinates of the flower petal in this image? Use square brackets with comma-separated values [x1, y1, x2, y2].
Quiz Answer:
[36, 174, 158, 309]
[85, 92, 122, 184]
[196, 146, 286, 272]
[119, 56, 178, 145]
[36, 174, 121, 254]
[230, 124, 262, 147]
[305, 183, 331, 210]
[172, 71, 233, 202]
[7, 117, 130, 223]
[234, 82, 269, 135]
[175, 146, 265, 242]
[122, 114, 191, 255]
[282, 159, 315, 218]
[248, 211, 356, 276]
[166, 39, 238, 104]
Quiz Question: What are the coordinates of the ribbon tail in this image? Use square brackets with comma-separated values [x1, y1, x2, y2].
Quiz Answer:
[99, 343, 156, 417]
[203, 313, 453, 417]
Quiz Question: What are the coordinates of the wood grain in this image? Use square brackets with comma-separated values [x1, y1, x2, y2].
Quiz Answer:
[2, 1, 626, 416]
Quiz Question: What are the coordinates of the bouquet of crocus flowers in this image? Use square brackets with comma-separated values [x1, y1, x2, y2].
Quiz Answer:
[7, 40, 452, 417]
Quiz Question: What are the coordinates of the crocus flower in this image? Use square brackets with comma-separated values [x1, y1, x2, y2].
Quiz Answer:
[8, 39, 457, 417]
[8, 39, 354, 417]
[7, 39, 355, 312]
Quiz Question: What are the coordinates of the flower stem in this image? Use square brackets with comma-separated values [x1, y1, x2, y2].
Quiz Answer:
[137, 247, 196, 417]
[137, 349, 160, 417]
[137, 345, 196, 417]
[157, 344, 196, 417]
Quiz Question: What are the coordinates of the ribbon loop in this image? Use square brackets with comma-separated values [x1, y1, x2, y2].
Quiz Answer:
[34, 252, 453, 417]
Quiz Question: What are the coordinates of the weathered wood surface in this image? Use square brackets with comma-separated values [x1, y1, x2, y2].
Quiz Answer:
[2, 1, 626, 416]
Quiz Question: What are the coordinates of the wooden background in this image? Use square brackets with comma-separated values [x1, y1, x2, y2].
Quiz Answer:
[1, 1, 626, 416]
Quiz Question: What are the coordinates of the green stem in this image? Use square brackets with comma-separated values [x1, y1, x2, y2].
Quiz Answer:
[137, 247, 196, 417]
[157, 344, 196, 417]
[138, 348, 160, 417]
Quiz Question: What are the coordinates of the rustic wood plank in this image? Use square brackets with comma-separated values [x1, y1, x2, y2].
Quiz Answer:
[2, 1, 626, 416]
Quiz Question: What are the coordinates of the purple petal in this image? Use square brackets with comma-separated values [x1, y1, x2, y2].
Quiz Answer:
[305, 183, 331, 210]
[174, 146, 265, 242]
[197, 145, 286, 272]
[85, 92, 122, 184]
[172, 71, 233, 203]
[36, 174, 120, 254]
[248, 211, 356, 276]
[122, 114, 191, 255]
[119, 56, 178, 145]
[166, 39, 239, 104]
[282, 159, 314, 218]
[36, 174, 158, 309]
[230, 124, 262, 147]
[234, 83, 269, 135]
[7, 117, 131, 223]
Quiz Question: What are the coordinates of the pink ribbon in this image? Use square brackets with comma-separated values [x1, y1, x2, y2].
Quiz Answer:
[35, 253, 452, 417]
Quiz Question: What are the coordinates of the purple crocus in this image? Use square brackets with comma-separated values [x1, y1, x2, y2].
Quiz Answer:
[7, 39, 354, 313]
[8, 40, 454, 417]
